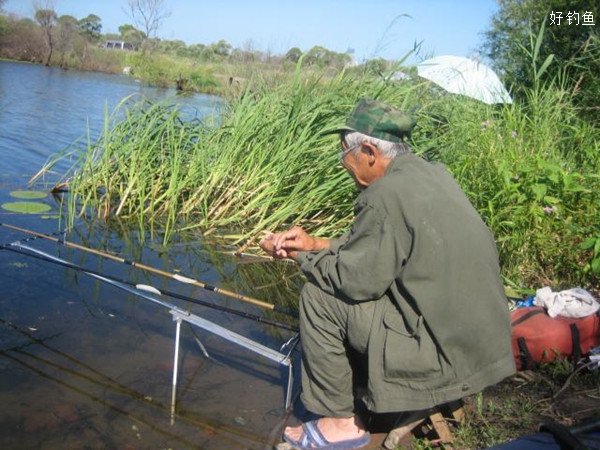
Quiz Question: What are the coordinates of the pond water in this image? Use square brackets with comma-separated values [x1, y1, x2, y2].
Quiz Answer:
[0, 61, 301, 449]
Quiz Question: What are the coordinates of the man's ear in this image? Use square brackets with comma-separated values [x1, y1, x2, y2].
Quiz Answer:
[362, 142, 378, 165]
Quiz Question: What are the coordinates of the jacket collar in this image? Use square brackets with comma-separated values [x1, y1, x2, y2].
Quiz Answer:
[385, 152, 414, 176]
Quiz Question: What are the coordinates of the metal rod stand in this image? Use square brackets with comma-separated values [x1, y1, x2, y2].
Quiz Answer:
[170, 317, 182, 425]
[168, 309, 295, 424]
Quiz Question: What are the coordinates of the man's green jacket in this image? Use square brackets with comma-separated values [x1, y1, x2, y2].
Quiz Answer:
[296, 152, 516, 412]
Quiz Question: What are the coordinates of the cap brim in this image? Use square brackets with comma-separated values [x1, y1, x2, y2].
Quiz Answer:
[319, 125, 355, 137]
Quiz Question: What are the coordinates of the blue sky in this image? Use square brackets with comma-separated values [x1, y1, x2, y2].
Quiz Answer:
[4, 0, 498, 62]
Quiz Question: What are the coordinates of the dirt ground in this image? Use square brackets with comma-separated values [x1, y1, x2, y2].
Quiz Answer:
[354, 361, 600, 449]
[448, 362, 600, 449]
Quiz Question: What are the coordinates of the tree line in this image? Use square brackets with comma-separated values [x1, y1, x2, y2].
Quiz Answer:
[0, 5, 354, 71]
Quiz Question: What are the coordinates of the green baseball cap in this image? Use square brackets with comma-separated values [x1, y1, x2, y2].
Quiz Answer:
[324, 98, 416, 142]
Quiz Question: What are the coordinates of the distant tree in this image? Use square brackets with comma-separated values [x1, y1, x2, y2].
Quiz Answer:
[104, 32, 121, 41]
[229, 39, 264, 63]
[59, 15, 78, 24]
[304, 45, 351, 70]
[34, 7, 57, 65]
[119, 23, 140, 37]
[125, 0, 171, 40]
[77, 14, 102, 41]
[0, 0, 6, 12]
[0, 11, 9, 38]
[0, 16, 46, 62]
[118, 23, 145, 49]
[158, 38, 186, 54]
[181, 43, 206, 59]
[305, 45, 329, 66]
[481, 0, 599, 120]
[230, 47, 260, 63]
[363, 57, 389, 76]
[56, 14, 78, 66]
[285, 47, 302, 63]
[118, 23, 133, 35]
[209, 39, 231, 57]
[334, 51, 353, 68]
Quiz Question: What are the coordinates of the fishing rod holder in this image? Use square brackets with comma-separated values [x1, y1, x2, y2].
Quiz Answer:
[169, 309, 296, 424]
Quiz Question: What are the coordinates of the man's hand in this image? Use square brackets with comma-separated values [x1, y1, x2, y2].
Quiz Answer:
[259, 226, 330, 260]
[259, 232, 290, 259]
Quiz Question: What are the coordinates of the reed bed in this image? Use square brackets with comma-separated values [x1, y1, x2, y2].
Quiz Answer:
[57, 62, 599, 290]
[63, 65, 424, 238]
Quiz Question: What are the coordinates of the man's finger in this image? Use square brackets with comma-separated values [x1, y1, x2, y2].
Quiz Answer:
[275, 249, 289, 258]
[273, 232, 291, 250]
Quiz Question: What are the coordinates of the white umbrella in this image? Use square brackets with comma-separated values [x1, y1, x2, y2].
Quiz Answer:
[417, 55, 512, 105]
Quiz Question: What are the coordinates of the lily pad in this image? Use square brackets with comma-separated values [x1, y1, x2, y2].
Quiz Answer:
[1, 202, 52, 214]
[10, 190, 48, 200]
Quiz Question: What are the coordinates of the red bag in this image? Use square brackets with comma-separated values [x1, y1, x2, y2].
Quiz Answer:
[511, 306, 600, 370]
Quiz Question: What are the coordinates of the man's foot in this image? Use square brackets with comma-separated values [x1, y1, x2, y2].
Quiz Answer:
[283, 416, 368, 448]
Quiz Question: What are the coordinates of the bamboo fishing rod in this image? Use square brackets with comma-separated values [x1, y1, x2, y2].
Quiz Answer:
[1, 243, 298, 332]
[0, 222, 289, 314]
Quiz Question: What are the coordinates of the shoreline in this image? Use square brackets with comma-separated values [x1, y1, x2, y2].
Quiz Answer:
[0, 54, 225, 95]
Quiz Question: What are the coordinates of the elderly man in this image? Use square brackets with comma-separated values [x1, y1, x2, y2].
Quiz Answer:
[260, 99, 515, 450]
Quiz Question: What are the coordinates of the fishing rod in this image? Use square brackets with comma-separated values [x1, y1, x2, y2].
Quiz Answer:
[1, 242, 298, 332]
[0, 222, 290, 314]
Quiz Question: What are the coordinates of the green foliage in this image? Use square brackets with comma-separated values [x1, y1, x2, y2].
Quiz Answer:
[209, 39, 232, 57]
[362, 58, 390, 76]
[77, 14, 102, 41]
[580, 236, 600, 276]
[482, 0, 600, 122]
[0, 14, 9, 37]
[417, 84, 599, 288]
[304, 45, 352, 69]
[285, 47, 302, 63]
[58, 15, 77, 27]
[9, 190, 47, 200]
[124, 52, 218, 92]
[1, 8, 360, 86]
[34, 9, 57, 29]
[1, 201, 52, 214]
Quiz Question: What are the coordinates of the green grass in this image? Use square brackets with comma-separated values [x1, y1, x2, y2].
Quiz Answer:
[125, 52, 220, 93]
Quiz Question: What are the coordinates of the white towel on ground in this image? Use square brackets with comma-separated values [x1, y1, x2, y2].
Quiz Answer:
[534, 286, 599, 319]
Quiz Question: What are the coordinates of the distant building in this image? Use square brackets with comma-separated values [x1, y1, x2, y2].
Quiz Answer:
[102, 40, 135, 51]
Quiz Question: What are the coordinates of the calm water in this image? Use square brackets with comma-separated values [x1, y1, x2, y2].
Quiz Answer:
[0, 61, 300, 449]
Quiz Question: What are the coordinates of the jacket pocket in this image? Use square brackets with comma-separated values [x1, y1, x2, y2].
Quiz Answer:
[382, 312, 442, 381]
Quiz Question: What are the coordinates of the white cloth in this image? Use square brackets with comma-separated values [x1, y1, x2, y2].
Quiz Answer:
[534, 287, 599, 319]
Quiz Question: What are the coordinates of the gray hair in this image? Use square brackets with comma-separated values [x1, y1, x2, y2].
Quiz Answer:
[343, 131, 411, 159]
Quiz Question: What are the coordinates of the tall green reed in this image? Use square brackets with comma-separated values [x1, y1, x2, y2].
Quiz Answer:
[64, 62, 426, 239]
